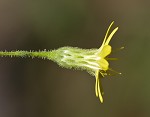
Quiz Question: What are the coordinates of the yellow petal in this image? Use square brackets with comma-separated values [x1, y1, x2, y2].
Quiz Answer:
[97, 78, 103, 103]
[105, 27, 118, 45]
[99, 21, 114, 51]
[98, 58, 109, 71]
[95, 70, 99, 97]
[99, 45, 112, 58]
[95, 70, 103, 103]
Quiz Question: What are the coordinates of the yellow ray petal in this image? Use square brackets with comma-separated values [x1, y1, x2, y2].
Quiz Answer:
[95, 70, 99, 97]
[99, 45, 112, 58]
[98, 58, 109, 71]
[95, 70, 103, 103]
[105, 27, 118, 45]
[99, 21, 114, 51]
[97, 76, 103, 103]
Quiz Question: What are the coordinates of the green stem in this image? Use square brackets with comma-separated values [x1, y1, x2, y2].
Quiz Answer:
[0, 50, 55, 60]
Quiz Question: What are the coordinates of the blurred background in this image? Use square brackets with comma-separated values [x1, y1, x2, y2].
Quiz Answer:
[0, 0, 150, 117]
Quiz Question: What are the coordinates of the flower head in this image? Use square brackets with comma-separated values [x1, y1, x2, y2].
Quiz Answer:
[0, 21, 120, 103]
[50, 21, 120, 103]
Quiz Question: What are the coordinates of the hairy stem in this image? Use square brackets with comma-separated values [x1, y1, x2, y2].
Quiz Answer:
[0, 50, 55, 60]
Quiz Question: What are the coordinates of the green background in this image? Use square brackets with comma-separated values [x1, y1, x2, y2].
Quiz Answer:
[0, 0, 149, 117]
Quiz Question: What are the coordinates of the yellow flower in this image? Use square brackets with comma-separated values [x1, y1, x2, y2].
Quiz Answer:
[94, 21, 119, 103]
[0, 21, 120, 103]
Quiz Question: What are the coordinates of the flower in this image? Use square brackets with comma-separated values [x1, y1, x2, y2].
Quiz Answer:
[0, 21, 120, 103]
[49, 21, 120, 103]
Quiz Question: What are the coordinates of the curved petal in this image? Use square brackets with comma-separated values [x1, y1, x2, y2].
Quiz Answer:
[95, 70, 104, 103]
[98, 45, 112, 58]
[99, 21, 114, 51]
[105, 27, 118, 45]
[98, 58, 109, 71]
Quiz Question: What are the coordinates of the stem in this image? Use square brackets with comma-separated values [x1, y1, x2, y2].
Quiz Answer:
[0, 50, 55, 60]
